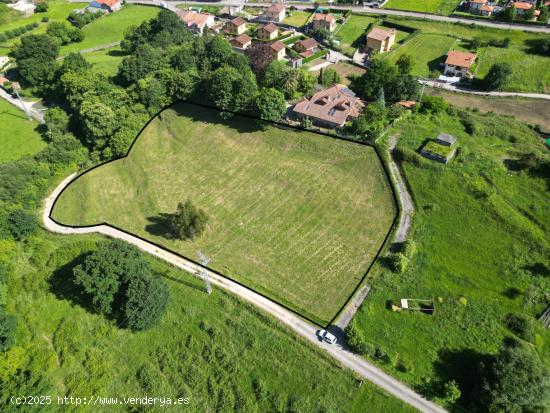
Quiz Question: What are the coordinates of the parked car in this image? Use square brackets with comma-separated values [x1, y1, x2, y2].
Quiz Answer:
[317, 329, 337, 344]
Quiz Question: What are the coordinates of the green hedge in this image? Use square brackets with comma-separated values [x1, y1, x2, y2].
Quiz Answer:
[303, 49, 328, 63]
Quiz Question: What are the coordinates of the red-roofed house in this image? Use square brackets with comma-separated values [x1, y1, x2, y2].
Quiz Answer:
[225, 17, 247, 35]
[89, 0, 121, 12]
[269, 40, 286, 60]
[265, 3, 286, 22]
[231, 34, 252, 50]
[443, 51, 477, 77]
[468, 0, 487, 13]
[292, 84, 365, 128]
[366, 28, 396, 53]
[312, 13, 336, 32]
[256, 23, 279, 40]
[294, 37, 319, 54]
[511, 2, 539, 18]
[479, 4, 495, 15]
[176, 10, 215, 34]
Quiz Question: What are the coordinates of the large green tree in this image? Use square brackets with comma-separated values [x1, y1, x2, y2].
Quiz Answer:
[205, 65, 258, 114]
[171, 200, 209, 240]
[14, 34, 59, 87]
[6, 209, 37, 241]
[255, 87, 286, 121]
[0, 308, 15, 352]
[123, 272, 169, 331]
[480, 341, 550, 412]
[484, 63, 512, 91]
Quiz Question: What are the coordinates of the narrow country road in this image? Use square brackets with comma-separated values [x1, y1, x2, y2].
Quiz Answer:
[0, 88, 45, 123]
[128, 0, 550, 33]
[387, 134, 414, 244]
[43, 173, 446, 413]
[419, 79, 550, 100]
[57, 41, 121, 60]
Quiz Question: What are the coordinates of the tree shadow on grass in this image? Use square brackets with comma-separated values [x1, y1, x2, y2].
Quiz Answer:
[48, 252, 92, 309]
[427, 55, 446, 73]
[145, 213, 174, 239]
[170, 101, 268, 134]
[422, 348, 492, 411]
[523, 39, 550, 57]
[107, 49, 127, 57]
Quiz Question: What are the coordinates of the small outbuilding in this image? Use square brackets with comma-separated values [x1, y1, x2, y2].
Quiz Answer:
[435, 133, 457, 147]
[420, 133, 458, 164]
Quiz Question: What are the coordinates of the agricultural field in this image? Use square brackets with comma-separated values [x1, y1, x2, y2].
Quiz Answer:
[51, 103, 396, 325]
[84, 46, 126, 76]
[425, 87, 550, 131]
[283, 10, 312, 27]
[383, 0, 460, 15]
[0, 99, 46, 163]
[350, 109, 550, 410]
[59, 5, 159, 55]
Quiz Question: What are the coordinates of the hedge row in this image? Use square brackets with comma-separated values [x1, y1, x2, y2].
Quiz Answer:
[0, 22, 39, 43]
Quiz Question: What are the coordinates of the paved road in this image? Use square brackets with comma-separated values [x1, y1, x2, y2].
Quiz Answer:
[57, 41, 121, 60]
[419, 79, 550, 100]
[0, 88, 45, 123]
[43, 173, 447, 413]
[158, 0, 550, 33]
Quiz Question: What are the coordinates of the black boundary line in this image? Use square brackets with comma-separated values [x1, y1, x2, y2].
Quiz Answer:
[48, 99, 400, 329]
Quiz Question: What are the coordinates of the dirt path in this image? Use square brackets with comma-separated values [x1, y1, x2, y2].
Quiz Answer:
[419, 79, 550, 100]
[43, 173, 446, 413]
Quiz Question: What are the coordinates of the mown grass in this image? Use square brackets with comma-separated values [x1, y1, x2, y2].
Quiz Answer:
[0, 99, 46, 163]
[380, 34, 456, 76]
[84, 46, 126, 76]
[51, 103, 396, 325]
[350, 109, 550, 409]
[383, 0, 460, 15]
[283, 10, 312, 27]
[59, 5, 159, 55]
[336, 14, 378, 55]
[0, 230, 417, 412]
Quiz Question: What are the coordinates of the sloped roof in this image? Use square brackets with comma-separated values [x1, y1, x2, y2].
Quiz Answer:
[232, 34, 252, 45]
[513, 1, 532, 9]
[270, 40, 286, 52]
[313, 13, 335, 22]
[296, 37, 319, 50]
[445, 51, 476, 68]
[293, 84, 364, 126]
[230, 16, 247, 26]
[260, 22, 278, 33]
[267, 3, 285, 12]
[95, 0, 119, 6]
[177, 10, 213, 28]
[480, 4, 495, 11]
[367, 28, 396, 42]
[470, 0, 487, 4]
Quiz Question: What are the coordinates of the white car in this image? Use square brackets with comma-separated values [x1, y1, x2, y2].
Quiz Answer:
[317, 329, 337, 344]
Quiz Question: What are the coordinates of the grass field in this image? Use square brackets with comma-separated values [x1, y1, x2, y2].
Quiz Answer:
[51, 103, 396, 325]
[383, 0, 460, 15]
[381, 34, 457, 77]
[85, 46, 126, 76]
[0, 99, 46, 163]
[425, 87, 550, 131]
[335, 14, 378, 55]
[1, 231, 416, 413]
[59, 5, 159, 55]
[350, 110, 550, 409]
[283, 10, 312, 27]
[310, 61, 367, 85]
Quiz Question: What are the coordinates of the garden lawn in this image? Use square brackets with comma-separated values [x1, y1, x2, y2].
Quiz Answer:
[381, 34, 457, 77]
[336, 14, 378, 55]
[51, 102, 396, 325]
[383, 0, 460, 15]
[350, 110, 550, 410]
[0, 99, 46, 163]
[283, 10, 312, 27]
[84, 46, 126, 76]
[59, 5, 159, 55]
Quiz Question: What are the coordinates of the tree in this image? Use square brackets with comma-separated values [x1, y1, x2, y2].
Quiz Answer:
[255, 87, 286, 121]
[484, 63, 511, 90]
[0, 308, 16, 352]
[205, 65, 258, 114]
[14, 34, 59, 87]
[480, 341, 550, 412]
[318, 68, 341, 87]
[524, 6, 535, 20]
[35, 2, 48, 12]
[73, 240, 152, 315]
[123, 272, 169, 331]
[441, 380, 461, 404]
[349, 102, 388, 140]
[117, 44, 167, 86]
[46, 22, 83, 45]
[419, 95, 448, 114]
[171, 200, 209, 240]
[500, 5, 517, 21]
[246, 43, 275, 76]
[79, 97, 118, 147]
[504, 313, 535, 342]
[396, 54, 412, 74]
[59, 52, 91, 76]
[44, 107, 70, 140]
[7, 209, 37, 240]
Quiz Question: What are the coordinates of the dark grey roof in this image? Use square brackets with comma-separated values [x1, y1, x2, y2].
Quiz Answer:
[436, 133, 456, 145]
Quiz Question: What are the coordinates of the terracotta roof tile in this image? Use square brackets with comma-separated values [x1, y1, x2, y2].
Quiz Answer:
[445, 51, 477, 68]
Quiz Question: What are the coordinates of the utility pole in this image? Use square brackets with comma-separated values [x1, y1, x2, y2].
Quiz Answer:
[197, 250, 212, 295]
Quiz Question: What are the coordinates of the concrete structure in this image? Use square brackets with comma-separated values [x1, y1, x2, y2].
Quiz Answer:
[435, 133, 457, 146]
[225, 16, 247, 35]
[89, 0, 122, 12]
[265, 3, 286, 22]
[312, 13, 336, 31]
[443, 51, 476, 77]
[176, 10, 215, 34]
[257, 23, 279, 40]
[292, 84, 364, 128]
[231, 34, 252, 50]
[366, 28, 396, 53]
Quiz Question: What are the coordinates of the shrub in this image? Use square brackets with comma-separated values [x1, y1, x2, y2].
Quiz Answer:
[0, 34, 7, 42]
[171, 199, 209, 240]
[504, 313, 535, 342]
[400, 240, 417, 259]
[41, 16, 49, 23]
[419, 95, 448, 115]
[459, 111, 477, 135]
[7, 209, 37, 240]
[35, 2, 48, 12]
[391, 252, 408, 273]
[4, 30, 14, 39]
[484, 63, 512, 91]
